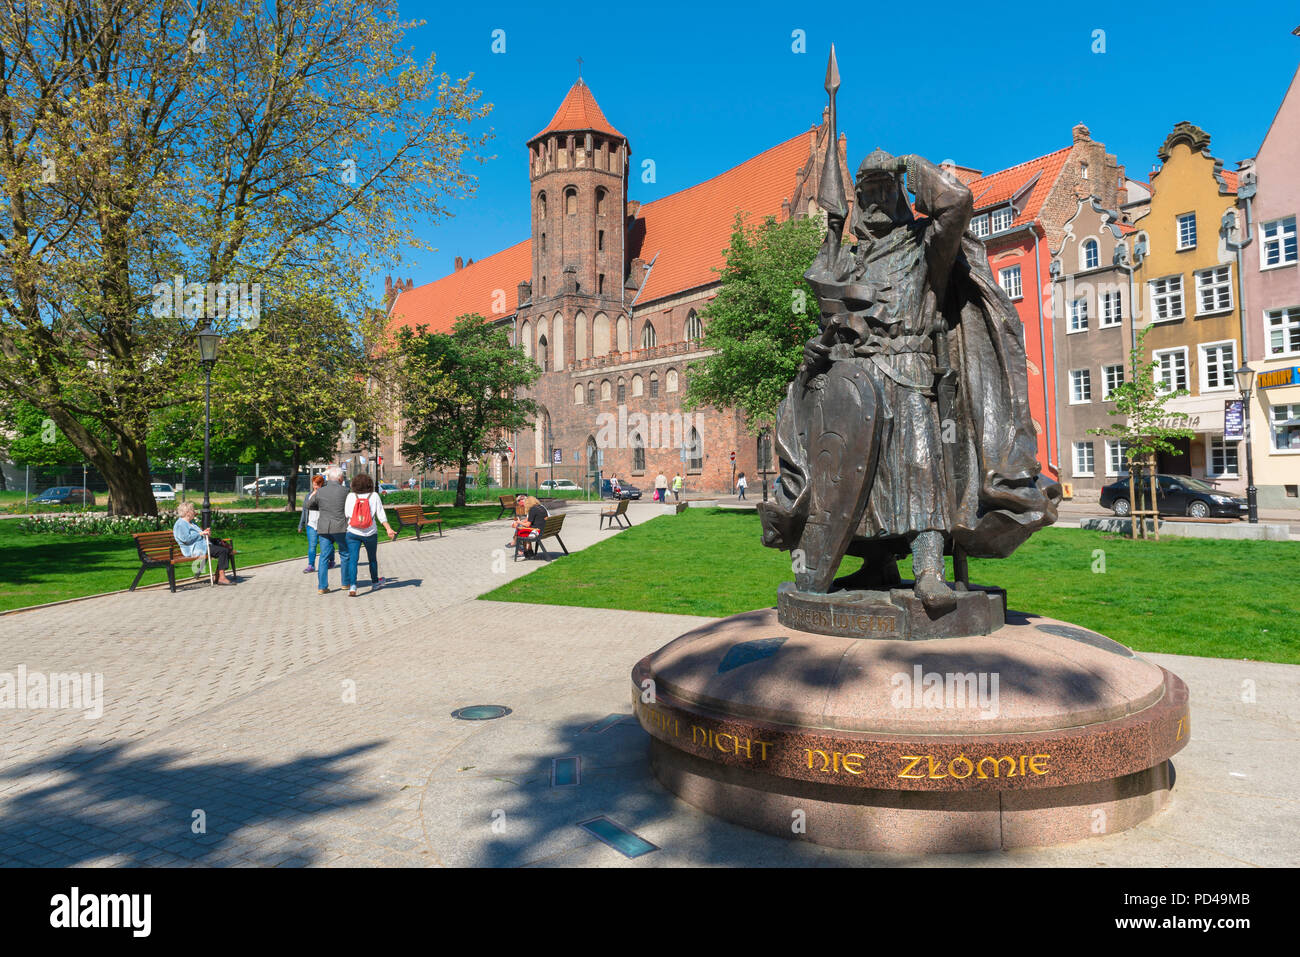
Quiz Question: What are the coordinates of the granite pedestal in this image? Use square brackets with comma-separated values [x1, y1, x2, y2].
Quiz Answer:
[632, 599, 1190, 852]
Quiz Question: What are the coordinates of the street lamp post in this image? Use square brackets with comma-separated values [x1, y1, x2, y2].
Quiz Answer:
[197, 325, 221, 528]
[1234, 365, 1258, 524]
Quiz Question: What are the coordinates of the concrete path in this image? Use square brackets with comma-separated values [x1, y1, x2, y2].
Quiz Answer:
[0, 500, 1295, 867]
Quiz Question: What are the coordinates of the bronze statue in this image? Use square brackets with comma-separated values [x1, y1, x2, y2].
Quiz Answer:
[758, 47, 1060, 616]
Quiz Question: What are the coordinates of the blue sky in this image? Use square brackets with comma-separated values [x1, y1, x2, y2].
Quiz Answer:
[380, 0, 1299, 296]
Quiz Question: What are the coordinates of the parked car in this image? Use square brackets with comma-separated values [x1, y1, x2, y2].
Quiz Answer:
[1099, 474, 1247, 519]
[32, 486, 96, 506]
[151, 482, 176, 501]
[377, 483, 399, 497]
[242, 475, 287, 495]
[600, 478, 641, 500]
[540, 479, 579, 491]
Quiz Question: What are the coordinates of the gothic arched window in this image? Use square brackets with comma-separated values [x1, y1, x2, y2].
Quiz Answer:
[641, 322, 657, 349]
[632, 433, 645, 472]
[537, 192, 547, 220]
[685, 309, 703, 341]
[649, 372, 659, 398]
[631, 374, 643, 397]
[565, 187, 577, 215]
[617, 378, 626, 404]
[596, 187, 607, 216]
[687, 427, 703, 472]
[574, 384, 584, 405]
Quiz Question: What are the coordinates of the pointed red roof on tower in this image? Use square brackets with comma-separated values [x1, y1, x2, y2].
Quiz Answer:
[530, 79, 625, 143]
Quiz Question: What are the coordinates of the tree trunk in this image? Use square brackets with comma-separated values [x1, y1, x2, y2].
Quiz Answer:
[455, 455, 469, 508]
[99, 434, 159, 516]
[287, 445, 301, 511]
[1128, 472, 1137, 541]
[1149, 462, 1160, 542]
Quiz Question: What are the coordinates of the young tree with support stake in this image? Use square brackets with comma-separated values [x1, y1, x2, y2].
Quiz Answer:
[396, 315, 540, 508]
[1090, 327, 1195, 540]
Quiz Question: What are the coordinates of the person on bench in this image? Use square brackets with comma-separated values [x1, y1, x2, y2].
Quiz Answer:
[173, 501, 233, 584]
[511, 494, 549, 558]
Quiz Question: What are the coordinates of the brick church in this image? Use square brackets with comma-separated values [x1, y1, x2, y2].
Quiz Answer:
[383, 77, 852, 494]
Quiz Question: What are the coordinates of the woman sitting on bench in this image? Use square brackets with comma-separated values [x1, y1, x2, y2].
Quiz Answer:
[173, 501, 233, 584]
[511, 495, 549, 558]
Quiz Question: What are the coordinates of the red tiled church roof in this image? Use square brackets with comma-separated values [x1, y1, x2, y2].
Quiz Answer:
[967, 146, 1072, 228]
[387, 239, 532, 334]
[530, 79, 625, 143]
[628, 132, 810, 304]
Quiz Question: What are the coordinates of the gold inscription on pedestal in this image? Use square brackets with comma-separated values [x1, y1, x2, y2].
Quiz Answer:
[1175, 716, 1188, 741]
[804, 749, 867, 775]
[639, 702, 681, 738]
[783, 605, 899, 637]
[690, 724, 773, 761]
[898, 753, 1051, 779]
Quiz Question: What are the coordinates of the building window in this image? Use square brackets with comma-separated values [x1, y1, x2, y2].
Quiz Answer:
[1102, 363, 1125, 400]
[1260, 216, 1297, 269]
[537, 192, 546, 220]
[990, 207, 1013, 233]
[969, 214, 990, 238]
[540, 233, 547, 253]
[600, 379, 611, 401]
[541, 275, 546, 297]
[1073, 442, 1095, 477]
[641, 322, 657, 349]
[1271, 403, 1300, 450]
[1069, 368, 1092, 404]
[1099, 289, 1122, 327]
[632, 433, 645, 472]
[1176, 212, 1197, 250]
[565, 187, 577, 215]
[998, 265, 1023, 300]
[1267, 306, 1300, 357]
[1105, 440, 1130, 477]
[596, 188, 607, 216]
[597, 230, 604, 251]
[587, 383, 595, 406]
[617, 378, 626, 403]
[1208, 437, 1239, 478]
[649, 373, 659, 398]
[520, 320, 532, 358]
[538, 335, 549, 370]
[1082, 239, 1099, 270]
[631, 374, 643, 397]
[1194, 265, 1233, 314]
[685, 310, 703, 341]
[666, 369, 679, 392]
[598, 274, 605, 295]
[686, 427, 703, 472]
[1199, 340, 1236, 392]
[1148, 275, 1184, 321]
[1068, 298, 1089, 333]
[1153, 347, 1188, 394]
[574, 384, 584, 405]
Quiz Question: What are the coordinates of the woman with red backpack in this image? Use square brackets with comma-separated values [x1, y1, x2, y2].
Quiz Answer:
[344, 473, 396, 597]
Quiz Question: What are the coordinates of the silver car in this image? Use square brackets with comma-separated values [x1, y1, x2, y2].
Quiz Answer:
[151, 482, 176, 501]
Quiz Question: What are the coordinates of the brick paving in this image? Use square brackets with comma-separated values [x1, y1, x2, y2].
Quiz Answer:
[0, 500, 1296, 867]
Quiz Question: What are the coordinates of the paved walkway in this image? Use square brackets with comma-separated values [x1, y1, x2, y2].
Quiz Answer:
[0, 501, 1295, 867]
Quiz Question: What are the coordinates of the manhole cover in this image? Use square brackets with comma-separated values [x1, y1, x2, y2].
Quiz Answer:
[451, 705, 513, 721]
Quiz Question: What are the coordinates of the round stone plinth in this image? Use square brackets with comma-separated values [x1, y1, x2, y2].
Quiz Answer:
[631, 608, 1190, 852]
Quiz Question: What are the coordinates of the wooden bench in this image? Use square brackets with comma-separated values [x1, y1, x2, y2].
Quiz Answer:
[130, 530, 237, 592]
[599, 497, 631, 530]
[497, 494, 518, 518]
[392, 504, 443, 540]
[515, 512, 568, 560]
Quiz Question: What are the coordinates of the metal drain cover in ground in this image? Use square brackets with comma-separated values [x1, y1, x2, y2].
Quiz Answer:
[450, 705, 512, 721]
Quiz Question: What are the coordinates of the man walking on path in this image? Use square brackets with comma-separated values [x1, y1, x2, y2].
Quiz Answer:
[314, 467, 350, 594]
[672, 474, 683, 502]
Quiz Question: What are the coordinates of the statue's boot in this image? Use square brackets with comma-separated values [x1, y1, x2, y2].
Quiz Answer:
[911, 530, 957, 613]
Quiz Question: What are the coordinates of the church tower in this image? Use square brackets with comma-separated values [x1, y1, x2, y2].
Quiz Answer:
[523, 78, 629, 370]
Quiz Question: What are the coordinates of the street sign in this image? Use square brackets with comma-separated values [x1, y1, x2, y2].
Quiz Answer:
[1224, 400, 1244, 441]
[729, 450, 736, 463]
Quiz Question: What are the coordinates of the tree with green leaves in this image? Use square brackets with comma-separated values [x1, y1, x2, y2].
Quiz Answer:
[396, 315, 540, 508]
[0, 0, 490, 514]
[1089, 326, 1196, 540]
[684, 212, 825, 430]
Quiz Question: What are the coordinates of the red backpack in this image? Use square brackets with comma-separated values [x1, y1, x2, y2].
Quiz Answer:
[349, 493, 373, 529]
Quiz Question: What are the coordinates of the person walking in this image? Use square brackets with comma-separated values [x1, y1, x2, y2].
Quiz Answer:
[344, 472, 396, 597]
[736, 471, 748, 500]
[173, 501, 234, 585]
[655, 472, 668, 503]
[672, 473, 683, 502]
[313, 467, 350, 594]
[299, 474, 326, 573]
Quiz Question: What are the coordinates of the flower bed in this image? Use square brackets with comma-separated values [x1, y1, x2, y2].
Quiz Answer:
[17, 510, 246, 536]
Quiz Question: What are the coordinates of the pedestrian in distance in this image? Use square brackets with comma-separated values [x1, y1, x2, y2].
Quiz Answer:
[672, 473, 683, 502]
[344, 472, 396, 597]
[299, 474, 326, 573]
[736, 472, 748, 500]
[313, 467, 350, 594]
[655, 472, 668, 503]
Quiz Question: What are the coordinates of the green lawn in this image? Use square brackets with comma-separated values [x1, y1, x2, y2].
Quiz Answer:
[0, 506, 493, 612]
[481, 508, 1300, 664]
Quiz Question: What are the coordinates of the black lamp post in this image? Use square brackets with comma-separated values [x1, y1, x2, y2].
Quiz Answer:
[197, 325, 221, 528]
[1234, 364, 1258, 524]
